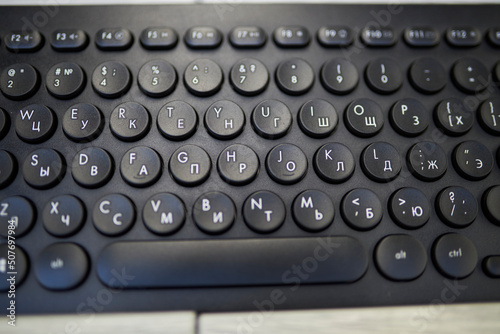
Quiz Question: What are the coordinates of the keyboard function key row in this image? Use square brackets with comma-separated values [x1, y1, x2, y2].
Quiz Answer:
[4, 26, 500, 52]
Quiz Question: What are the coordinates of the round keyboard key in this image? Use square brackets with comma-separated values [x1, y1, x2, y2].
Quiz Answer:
[251, 100, 292, 139]
[389, 188, 430, 229]
[35, 243, 89, 290]
[0, 196, 35, 238]
[72, 147, 114, 188]
[314, 143, 355, 183]
[120, 146, 162, 187]
[63, 103, 103, 142]
[375, 235, 427, 281]
[193, 192, 235, 234]
[15, 104, 56, 143]
[407, 142, 448, 181]
[137, 59, 177, 97]
[498, 146, 500, 167]
[143, 193, 185, 235]
[157, 101, 198, 140]
[437, 186, 478, 228]
[293, 190, 334, 232]
[110, 102, 151, 141]
[361, 142, 401, 182]
[46, 62, 85, 99]
[409, 57, 446, 94]
[184, 59, 223, 96]
[344, 98, 384, 137]
[92, 61, 131, 98]
[452, 57, 490, 93]
[0, 150, 16, 188]
[93, 194, 135, 236]
[390, 99, 429, 136]
[433, 233, 477, 279]
[22, 149, 66, 189]
[434, 98, 474, 136]
[43, 195, 86, 237]
[341, 189, 382, 231]
[266, 144, 307, 185]
[0, 108, 9, 139]
[0, 244, 28, 291]
[483, 186, 500, 226]
[169, 145, 211, 186]
[275, 58, 314, 95]
[320, 58, 358, 94]
[205, 100, 245, 139]
[453, 141, 493, 180]
[243, 191, 285, 233]
[217, 144, 259, 186]
[365, 58, 402, 94]
[483, 256, 500, 278]
[495, 61, 500, 84]
[298, 99, 338, 138]
[478, 98, 500, 135]
[230, 58, 269, 96]
[0, 63, 39, 100]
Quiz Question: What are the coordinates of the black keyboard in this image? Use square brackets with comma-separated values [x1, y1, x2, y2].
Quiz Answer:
[1, 4, 500, 315]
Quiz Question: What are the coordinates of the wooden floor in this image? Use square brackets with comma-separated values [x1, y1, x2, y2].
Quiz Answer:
[2, 303, 500, 334]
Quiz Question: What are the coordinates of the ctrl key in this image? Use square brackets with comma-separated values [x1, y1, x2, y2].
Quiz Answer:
[35, 243, 89, 290]
[433, 233, 477, 279]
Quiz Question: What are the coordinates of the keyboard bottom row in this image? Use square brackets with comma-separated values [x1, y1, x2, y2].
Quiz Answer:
[2, 235, 500, 292]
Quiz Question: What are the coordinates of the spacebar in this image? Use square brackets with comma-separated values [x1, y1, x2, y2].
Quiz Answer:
[97, 237, 368, 288]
